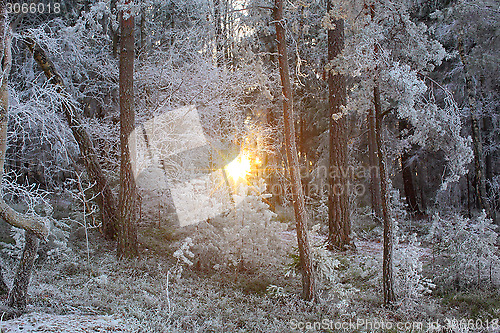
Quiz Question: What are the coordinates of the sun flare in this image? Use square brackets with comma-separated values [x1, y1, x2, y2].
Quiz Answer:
[225, 153, 252, 181]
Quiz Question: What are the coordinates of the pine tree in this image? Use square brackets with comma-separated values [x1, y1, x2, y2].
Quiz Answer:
[327, 0, 352, 251]
[117, 0, 138, 259]
[274, 0, 316, 301]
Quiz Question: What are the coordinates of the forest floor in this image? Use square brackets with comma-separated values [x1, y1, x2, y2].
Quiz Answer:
[0, 213, 499, 332]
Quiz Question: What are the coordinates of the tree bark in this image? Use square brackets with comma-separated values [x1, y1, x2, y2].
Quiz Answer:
[117, 2, 138, 259]
[374, 84, 396, 306]
[24, 38, 118, 240]
[7, 230, 38, 311]
[274, 0, 315, 301]
[370, 3, 394, 305]
[327, 4, 352, 251]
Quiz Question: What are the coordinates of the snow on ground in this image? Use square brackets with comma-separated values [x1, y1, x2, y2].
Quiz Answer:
[0, 312, 126, 332]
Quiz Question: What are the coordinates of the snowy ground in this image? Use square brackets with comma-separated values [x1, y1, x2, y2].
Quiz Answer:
[0, 312, 126, 332]
[0, 221, 498, 332]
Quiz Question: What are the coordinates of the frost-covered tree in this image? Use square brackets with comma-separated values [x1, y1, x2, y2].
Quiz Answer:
[324, 0, 474, 305]
[274, 0, 316, 301]
[424, 0, 499, 221]
[427, 211, 499, 289]
[0, 1, 50, 316]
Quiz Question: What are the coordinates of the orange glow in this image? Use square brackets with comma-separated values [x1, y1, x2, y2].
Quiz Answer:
[225, 153, 251, 181]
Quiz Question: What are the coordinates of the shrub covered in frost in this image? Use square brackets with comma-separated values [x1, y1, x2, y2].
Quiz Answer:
[394, 233, 435, 308]
[426, 211, 499, 289]
[188, 180, 288, 272]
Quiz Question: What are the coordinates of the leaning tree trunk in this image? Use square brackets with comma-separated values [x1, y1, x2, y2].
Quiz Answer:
[274, 0, 315, 301]
[374, 84, 396, 306]
[24, 38, 119, 240]
[117, 1, 138, 259]
[458, 39, 492, 220]
[0, 5, 48, 316]
[327, 1, 352, 251]
[7, 230, 38, 311]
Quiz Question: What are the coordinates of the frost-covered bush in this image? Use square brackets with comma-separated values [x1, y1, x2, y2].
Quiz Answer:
[427, 212, 499, 289]
[6, 87, 78, 188]
[394, 233, 435, 308]
[189, 180, 287, 272]
[219, 181, 286, 270]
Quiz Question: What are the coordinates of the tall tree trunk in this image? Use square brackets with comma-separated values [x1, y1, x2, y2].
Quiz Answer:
[274, 0, 315, 301]
[117, 2, 138, 259]
[327, 3, 351, 251]
[399, 120, 421, 215]
[374, 84, 396, 306]
[24, 38, 118, 240]
[458, 39, 491, 219]
[416, 162, 427, 213]
[7, 230, 38, 311]
[222, 0, 229, 63]
[367, 107, 383, 223]
[401, 151, 420, 214]
[370, 3, 394, 305]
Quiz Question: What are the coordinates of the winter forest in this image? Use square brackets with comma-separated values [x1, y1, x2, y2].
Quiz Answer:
[0, 0, 498, 331]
